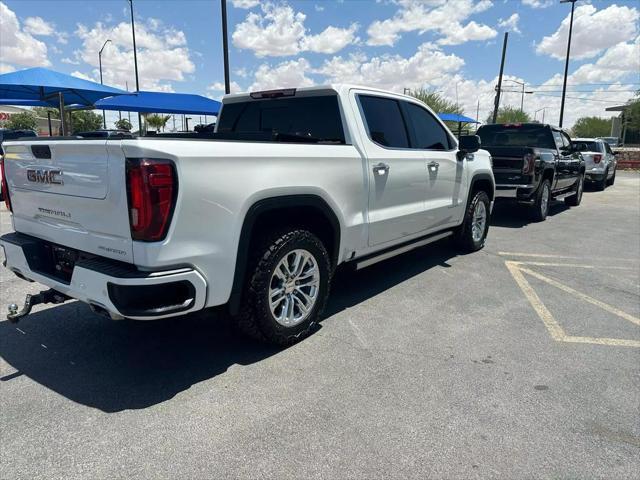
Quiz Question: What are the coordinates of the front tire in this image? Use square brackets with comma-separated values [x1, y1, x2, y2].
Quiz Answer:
[236, 229, 331, 346]
[565, 173, 584, 206]
[454, 190, 490, 252]
[530, 179, 551, 222]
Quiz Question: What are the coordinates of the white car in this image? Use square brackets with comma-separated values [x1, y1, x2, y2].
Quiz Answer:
[0, 85, 495, 345]
[572, 137, 617, 190]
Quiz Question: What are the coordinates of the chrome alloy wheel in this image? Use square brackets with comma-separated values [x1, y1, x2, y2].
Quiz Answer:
[541, 184, 550, 216]
[269, 249, 320, 327]
[471, 200, 487, 243]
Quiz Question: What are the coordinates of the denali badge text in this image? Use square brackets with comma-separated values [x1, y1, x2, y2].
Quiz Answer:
[27, 169, 63, 185]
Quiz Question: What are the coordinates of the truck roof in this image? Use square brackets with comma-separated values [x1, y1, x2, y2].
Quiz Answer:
[222, 84, 421, 104]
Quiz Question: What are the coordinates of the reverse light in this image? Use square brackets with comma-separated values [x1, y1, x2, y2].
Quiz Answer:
[0, 156, 11, 212]
[126, 158, 177, 242]
[593, 154, 602, 163]
[523, 152, 535, 174]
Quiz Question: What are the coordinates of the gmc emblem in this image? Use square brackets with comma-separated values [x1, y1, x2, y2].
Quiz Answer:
[26, 169, 63, 185]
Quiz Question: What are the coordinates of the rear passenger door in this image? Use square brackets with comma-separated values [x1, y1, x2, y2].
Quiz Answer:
[401, 100, 466, 229]
[561, 131, 581, 187]
[355, 93, 430, 246]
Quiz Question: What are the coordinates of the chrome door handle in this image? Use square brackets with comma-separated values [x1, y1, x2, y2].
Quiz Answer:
[374, 163, 390, 175]
[427, 161, 440, 169]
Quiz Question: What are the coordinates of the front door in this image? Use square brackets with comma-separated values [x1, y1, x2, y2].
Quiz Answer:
[401, 100, 466, 230]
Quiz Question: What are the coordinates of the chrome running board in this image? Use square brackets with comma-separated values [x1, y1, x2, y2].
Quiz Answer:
[354, 231, 453, 270]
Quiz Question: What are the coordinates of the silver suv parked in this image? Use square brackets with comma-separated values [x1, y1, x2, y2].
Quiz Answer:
[572, 137, 617, 190]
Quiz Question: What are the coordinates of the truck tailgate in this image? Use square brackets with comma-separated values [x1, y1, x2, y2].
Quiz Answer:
[3, 140, 134, 263]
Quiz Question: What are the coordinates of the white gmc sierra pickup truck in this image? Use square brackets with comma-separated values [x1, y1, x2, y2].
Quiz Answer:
[1, 85, 494, 345]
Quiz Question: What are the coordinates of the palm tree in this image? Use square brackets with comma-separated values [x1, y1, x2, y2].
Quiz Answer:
[145, 114, 171, 132]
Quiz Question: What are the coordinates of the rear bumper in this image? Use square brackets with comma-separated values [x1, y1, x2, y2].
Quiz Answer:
[495, 184, 537, 201]
[0, 232, 207, 320]
[585, 169, 606, 182]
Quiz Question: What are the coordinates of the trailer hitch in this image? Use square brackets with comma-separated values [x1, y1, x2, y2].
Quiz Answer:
[7, 289, 69, 323]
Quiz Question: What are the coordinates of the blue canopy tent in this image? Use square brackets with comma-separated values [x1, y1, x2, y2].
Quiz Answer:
[95, 91, 221, 116]
[0, 67, 126, 134]
[437, 113, 480, 137]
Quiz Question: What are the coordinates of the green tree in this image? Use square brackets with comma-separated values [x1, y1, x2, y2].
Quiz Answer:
[32, 106, 60, 119]
[409, 89, 462, 115]
[115, 118, 132, 131]
[571, 116, 611, 138]
[626, 92, 640, 132]
[5, 111, 37, 130]
[69, 110, 102, 133]
[487, 106, 531, 124]
[145, 114, 171, 132]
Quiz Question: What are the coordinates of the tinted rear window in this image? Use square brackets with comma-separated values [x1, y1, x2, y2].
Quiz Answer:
[0, 130, 36, 142]
[572, 141, 603, 153]
[477, 126, 555, 149]
[217, 95, 345, 144]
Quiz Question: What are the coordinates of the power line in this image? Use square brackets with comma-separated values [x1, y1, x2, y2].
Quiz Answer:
[527, 82, 640, 87]
[530, 93, 629, 103]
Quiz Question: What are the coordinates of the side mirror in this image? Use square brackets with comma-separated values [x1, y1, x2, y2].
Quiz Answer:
[457, 135, 480, 161]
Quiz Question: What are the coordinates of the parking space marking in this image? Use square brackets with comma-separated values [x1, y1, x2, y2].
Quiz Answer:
[505, 260, 640, 348]
[519, 267, 640, 327]
[498, 252, 639, 263]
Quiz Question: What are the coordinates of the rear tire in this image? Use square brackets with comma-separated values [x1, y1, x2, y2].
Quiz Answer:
[565, 173, 584, 207]
[454, 190, 490, 252]
[235, 229, 331, 346]
[530, 180, 551, 222]
[595, 169, 608, 191]
[607, 168, 616, 186]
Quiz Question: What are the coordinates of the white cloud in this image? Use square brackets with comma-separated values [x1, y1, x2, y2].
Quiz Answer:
[24, 16, 55, 36]
[232, 3, 358, 57]
[498, 13, 520, 34]
[301, 24, 359, 54]
[521, 0, 552, 8]
[232, 0, 260, 8]
[316, 43, 465, 92]
[366, 0, 496, 47]
[438, 21, 497, 46]
[73, 19, 195, 92]
[249, 58, 315, 91]
[536, 4, 639, 60]
[207, 81, 244, 98]
[0, 2, 50, 68]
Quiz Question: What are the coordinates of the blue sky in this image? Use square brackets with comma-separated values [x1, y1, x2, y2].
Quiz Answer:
[1, 0, 639, 128]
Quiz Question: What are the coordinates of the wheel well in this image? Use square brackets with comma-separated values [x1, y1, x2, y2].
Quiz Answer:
[471, 178, 494, 201]
[249, 205, 338, 264]
[228, 195, 340, 314]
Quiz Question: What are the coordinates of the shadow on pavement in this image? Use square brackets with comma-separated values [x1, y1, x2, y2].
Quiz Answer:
[490, 200, 570, 229]
[0, 239, 459, 413]
[0, 305, 280, 413]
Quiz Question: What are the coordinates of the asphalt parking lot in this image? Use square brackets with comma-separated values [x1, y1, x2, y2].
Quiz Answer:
[1, 172, 638, 479]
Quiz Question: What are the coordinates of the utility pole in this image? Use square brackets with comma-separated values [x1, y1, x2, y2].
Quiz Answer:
[221, 0, 231, 94]
[99, 39, 111, 129]
[476, 100, 480, 124]
[129, 0, 142, 132]
[559, 0, 577, 127]
[492, 32, 509, 124]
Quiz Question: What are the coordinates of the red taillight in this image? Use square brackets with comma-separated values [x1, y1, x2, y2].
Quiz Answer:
[0, 156, 11, 212]
[126, 158, 177, 241]
[523, 152, 535, 174]
[593, 154, 602, 163]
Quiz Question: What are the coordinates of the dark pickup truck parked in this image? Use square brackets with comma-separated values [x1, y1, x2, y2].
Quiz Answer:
[476, 123, 585, 221]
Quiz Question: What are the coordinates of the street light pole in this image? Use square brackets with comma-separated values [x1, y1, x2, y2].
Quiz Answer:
[221, 0, 231, 94]
[129, 0, 142, 133]
[559, 0, 577, 127]
[534, 107, 549, 123]
[99, 39, 111, 129]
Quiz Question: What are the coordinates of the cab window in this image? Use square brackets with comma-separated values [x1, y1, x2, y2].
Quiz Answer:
[358, 95, 410, 148]
[402, 102, 452, 150]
